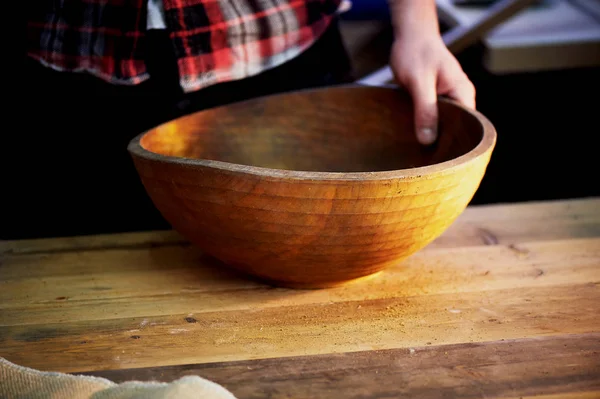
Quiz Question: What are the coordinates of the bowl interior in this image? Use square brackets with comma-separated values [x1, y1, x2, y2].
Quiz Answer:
[139, 86, 484, 173]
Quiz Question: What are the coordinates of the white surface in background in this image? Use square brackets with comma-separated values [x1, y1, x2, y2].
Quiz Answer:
[436, 0, 600, 73]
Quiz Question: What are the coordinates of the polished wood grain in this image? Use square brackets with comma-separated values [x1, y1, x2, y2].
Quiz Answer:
[1, 198, 598, 398]
[2, 281, 598, 373]
[1, 237, 598, 327]
[128, 85, 496, 288]
[83, 333, 600, 399]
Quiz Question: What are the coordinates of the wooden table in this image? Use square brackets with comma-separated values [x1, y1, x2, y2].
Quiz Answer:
[1, 198, 599, 398]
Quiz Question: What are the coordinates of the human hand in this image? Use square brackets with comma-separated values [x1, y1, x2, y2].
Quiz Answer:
[388, 4, 476, 145]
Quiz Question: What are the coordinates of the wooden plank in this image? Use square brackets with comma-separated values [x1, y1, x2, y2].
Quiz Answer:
[514, 393, 600, 399]
[1, 283, 598, 373]
[81, 333, 600, 399]
[1, 198, 598, 255]
[0, 230, 186, 256]
[428, 198, 600, 249]
[1, 237, 598, 325]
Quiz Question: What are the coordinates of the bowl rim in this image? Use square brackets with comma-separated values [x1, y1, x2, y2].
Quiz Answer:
[127, 84, 496, 181]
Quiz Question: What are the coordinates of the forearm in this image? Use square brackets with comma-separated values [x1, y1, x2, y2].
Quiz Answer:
[387, 0, 440, 40]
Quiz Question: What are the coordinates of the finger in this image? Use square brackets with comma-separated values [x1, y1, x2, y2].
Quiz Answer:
[445, 76, 476, 109]
[406, 73, 438, 146]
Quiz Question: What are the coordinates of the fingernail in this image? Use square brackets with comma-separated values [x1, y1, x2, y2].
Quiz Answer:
[418, 128, 437, 145]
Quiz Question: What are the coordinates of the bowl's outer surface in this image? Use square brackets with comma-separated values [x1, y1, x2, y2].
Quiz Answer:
[129, 86, 496, 288]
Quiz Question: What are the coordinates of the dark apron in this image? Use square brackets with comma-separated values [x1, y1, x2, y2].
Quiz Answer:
[7, 19, 352, 239]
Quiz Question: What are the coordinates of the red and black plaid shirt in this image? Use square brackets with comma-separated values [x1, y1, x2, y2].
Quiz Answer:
[27, 0, 343, 93]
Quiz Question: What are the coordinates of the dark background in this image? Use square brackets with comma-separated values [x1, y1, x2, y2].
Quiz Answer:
[453, 31, 599, 205]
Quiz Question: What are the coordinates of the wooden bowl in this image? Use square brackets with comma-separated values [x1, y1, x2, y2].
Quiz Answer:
[128, 85, 496, 288]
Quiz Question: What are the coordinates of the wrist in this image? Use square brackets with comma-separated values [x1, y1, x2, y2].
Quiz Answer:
[388, 0, 440, 41]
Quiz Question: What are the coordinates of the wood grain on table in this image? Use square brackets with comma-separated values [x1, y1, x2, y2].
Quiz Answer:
[1, 198, 599, 398]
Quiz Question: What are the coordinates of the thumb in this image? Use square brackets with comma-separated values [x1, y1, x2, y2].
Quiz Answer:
[407, 73, 438, 146]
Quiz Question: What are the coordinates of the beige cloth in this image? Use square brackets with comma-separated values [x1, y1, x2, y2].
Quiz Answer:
[0, 357, 237, 399]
